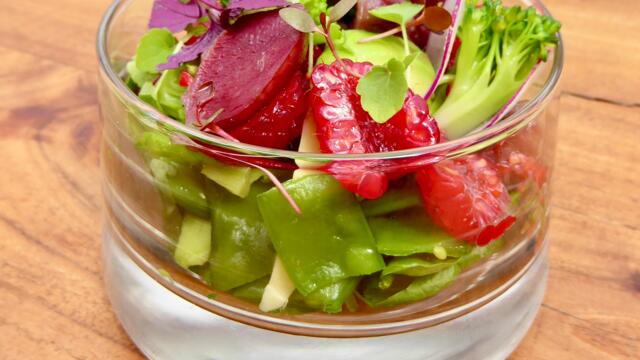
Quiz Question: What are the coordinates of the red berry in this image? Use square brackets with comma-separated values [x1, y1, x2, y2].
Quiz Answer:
[310, 60, 439, 199]
[486, 125, 547, 190]
[416, 154, 515, 246]
[179, 70, 193, 87]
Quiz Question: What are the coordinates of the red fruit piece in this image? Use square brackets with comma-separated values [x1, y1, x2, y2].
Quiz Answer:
[183, 10, 305, 127]
[179, 70, 193, 87]
[486, 125, 547, 190]
[416, 154, 516, 246]
[311, 60, 440, 199]
[225, 70, 308, 149]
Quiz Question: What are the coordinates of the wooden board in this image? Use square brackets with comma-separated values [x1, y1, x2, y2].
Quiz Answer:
[0, 0, 638, 358]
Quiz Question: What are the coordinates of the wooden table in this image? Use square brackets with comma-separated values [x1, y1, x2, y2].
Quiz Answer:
[0, 0, 638, 358]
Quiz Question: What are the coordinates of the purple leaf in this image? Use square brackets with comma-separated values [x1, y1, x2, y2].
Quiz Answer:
[199, 0, 288, 10]
[149, 0, 202, 32]
[158, 22, 224, 71]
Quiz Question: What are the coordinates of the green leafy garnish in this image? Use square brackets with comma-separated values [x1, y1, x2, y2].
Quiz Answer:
[369, 2, 423, 25]
[294, 0, 328, 24]
[139, 69, 187, 121]
[279, 7, 320, 33]
[369, 2, 423, 55]
[356, 58, 408, 123]
[135, 28, 177, 73]
[328, 0, 357, 23]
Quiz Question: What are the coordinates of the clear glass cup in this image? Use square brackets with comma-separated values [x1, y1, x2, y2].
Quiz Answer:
[97, 0, 563, 358]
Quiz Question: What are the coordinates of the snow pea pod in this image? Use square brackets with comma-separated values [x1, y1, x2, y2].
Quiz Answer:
[364, 265, 461, 307]
[204, 182, 275, 291]
[369, 209, 471, 257]
[302, 277, 359, 314]
[361, 179, 422, 217]
[257, 174, 384, 295]
[382, 257, 457, 277]
[149, 158, 209, 218]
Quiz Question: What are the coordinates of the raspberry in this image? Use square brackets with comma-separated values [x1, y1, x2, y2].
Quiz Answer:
[417, 154, 515, 246]
[310, 60, 440, 199]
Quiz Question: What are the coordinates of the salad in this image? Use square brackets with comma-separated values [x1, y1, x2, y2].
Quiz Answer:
[123, 0, 560, 314]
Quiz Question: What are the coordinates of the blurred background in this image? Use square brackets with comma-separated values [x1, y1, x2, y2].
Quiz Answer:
[0, 0, 638, 359]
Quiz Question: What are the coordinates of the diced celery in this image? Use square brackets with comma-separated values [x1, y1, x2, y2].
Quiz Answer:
[174, 214, 212, 268]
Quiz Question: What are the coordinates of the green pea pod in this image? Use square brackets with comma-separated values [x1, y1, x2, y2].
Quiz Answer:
[232, 276, 270, 304]
[204, 182, 275, 291]
[368, 210, 471, 257]
[232, 275, 357, 314]
[457, 238, 504, 270]
[136, 131, 202, 165]
[257, 174, 384, 295]
[365, 265, 461, 307]
[149, 158, 209, 218]
[361, 179, 422, 217]
[382, 256, 458, 277]
[302, 277, 359, 314]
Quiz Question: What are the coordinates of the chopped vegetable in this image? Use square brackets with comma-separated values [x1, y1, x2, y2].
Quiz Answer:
[203, 182, 275, 291]
[434, 0, 561, 138]
[259, 257, 296, 312]
[257, 175, 384, 295]
[368, 209, 471, 257]
[201, 160, 263, 198]
[174, 214, 212, 268]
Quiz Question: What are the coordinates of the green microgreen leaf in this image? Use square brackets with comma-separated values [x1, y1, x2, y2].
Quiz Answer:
[368, 2, 424, 26]
[279, 7, 320, 33]
[370, 2, 423, 55]
[328, 0, 357, 23]
[403, 51, 420, 68]
[356, 58, 408, 124]
[135, 28, 178, 73]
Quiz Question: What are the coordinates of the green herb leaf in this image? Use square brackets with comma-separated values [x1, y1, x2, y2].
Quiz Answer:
[135, 28, 178, 73]
[279, 7, 320, 33]
[402, 51, 420, 68]
[328, 0, 357, 23]
[126, 59, 157, 88]
[356, 58, 408, 124]
[295, 0, 328, 24]
[369, 2, 424, 26]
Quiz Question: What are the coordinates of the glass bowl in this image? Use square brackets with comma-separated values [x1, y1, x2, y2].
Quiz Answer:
[97, 0, 563, 358]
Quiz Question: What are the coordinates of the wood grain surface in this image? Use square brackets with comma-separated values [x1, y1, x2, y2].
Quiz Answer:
[0, 0, 638, 359]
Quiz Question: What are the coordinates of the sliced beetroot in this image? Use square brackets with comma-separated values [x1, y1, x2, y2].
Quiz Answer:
[225, 70, 308, 149]
[416, 154, 515, 246]
[311, 60, 440, 199]
[183, 10, 305, 128]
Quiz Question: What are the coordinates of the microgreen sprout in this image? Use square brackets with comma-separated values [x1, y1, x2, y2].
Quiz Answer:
[279, 0, 358, 74]
[359, 3, 453, 47]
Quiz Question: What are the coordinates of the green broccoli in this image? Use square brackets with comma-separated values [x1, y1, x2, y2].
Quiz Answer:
[434, 0, 561, 139]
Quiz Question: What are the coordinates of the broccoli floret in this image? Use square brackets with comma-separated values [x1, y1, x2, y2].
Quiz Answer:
[434, 0, 561, 139]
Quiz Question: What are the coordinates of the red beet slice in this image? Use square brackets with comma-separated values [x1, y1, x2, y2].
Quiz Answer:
[184, 10, 305, 128]
[227, 70, 308, 149]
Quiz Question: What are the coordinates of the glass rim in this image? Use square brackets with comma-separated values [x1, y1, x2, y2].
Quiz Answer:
[96, 0, 564, 162]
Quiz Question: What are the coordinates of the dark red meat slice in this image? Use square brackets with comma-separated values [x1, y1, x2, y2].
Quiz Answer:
[416, 154, 516, 246]
[183, 10, 305, 128]
[226, 70, 308, 149]
[311, 60, 440, 199]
